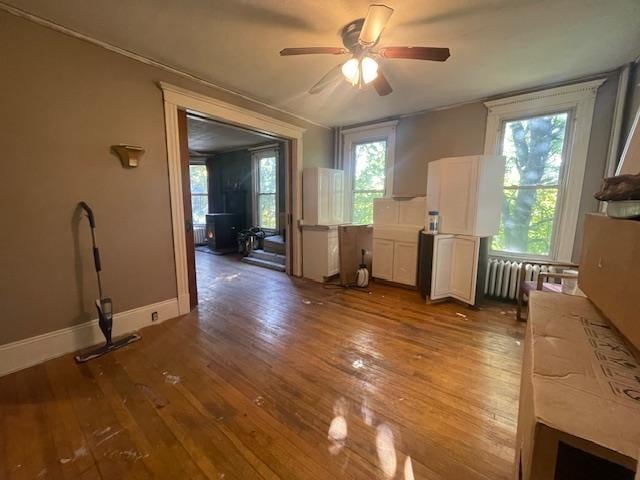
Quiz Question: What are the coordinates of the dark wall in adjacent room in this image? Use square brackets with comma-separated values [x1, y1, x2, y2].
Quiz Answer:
[205, 141, 285, 232]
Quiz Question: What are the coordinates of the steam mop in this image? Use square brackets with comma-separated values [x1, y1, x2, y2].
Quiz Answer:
[74, 202, 141, 363]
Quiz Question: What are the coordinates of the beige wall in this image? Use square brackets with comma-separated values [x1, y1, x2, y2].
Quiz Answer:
[0, 11, 332, 344]
[621, 61, 640, 150]
[573, 70, 619, 261]
[393, 102, 488, 197]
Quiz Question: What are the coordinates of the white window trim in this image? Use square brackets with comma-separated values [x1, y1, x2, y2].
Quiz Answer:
[341, 120, 397, 222]
[188, 162, 209, 227]
[252, 147, 279, 232]
[483, 79, 605, 262]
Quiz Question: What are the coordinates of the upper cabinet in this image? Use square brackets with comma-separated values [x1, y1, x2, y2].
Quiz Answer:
[426, 155, 505, 237]
[303, 167, 344, 225]
[373, 197, 426, 227]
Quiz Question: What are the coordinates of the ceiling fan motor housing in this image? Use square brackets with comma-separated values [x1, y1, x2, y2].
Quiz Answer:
[341, 18, 366, 53]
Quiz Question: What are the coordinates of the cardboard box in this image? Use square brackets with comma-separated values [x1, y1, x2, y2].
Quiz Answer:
[580, 214, 640, 350]
[516, 292, 640, 479]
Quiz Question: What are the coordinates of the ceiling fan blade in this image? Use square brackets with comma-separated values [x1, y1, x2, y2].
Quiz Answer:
[309, 64, 343, 94]
[358, 4, 394, 46]
[280, 47, 348, 56]
[378, 46, 451, 61]
[372, 70, 393, 96]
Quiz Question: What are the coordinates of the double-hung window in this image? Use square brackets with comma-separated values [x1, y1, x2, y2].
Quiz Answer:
[484, 79, 604, 261]
[342, 122, 396, 224]
[492, 111, 571, 257]
[252, 148, 278, 230]
[189, 163, 208, 225]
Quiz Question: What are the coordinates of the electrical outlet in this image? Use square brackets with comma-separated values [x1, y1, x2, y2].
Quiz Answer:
[151, 311, 158, 322]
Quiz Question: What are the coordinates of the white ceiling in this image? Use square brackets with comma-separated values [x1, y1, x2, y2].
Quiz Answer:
[5, 0, 640, 126]
[187, 116, 273, 153]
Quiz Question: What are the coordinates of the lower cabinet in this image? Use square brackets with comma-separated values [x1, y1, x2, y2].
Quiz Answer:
[302, 226, 339, 282]
[393, 242, 418, 286]
[372, 227, 420, 286]
[372, 239, 394, 281]
[428, 234, 482, 305]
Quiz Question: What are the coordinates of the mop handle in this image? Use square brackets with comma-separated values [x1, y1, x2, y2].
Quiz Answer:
[79, 202, 104, 298]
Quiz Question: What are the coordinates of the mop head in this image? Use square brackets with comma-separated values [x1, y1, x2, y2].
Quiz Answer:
[74, 333, 141, 363]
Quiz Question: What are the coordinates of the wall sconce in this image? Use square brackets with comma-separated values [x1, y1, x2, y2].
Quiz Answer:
[111, 144, 145, 168]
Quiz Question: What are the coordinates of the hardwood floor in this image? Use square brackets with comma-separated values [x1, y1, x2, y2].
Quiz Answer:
[0, 251, 524, 479]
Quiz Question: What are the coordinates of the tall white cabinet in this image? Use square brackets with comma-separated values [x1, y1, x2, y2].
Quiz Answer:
[426, 155, 504, 236]
[303, 167, 344, 225]
[302, 168, 345, 282]
[372, 198, 425, 287]
[422, 155, 504, 305]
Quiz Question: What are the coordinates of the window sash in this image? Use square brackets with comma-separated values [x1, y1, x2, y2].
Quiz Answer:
[341, 121, 397, 224]
[483, 79, 603, 261]
[492, 110, 573, 259]
[252, 148, 279, 230]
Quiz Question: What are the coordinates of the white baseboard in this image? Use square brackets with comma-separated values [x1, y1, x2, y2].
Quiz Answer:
[0, 298, 179, 377]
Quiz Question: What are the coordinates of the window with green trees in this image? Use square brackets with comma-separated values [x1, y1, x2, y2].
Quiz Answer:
[492, 111, 570, 257]
[351, 140, 387, 224]
[255, 152, 277, 229]
[189, 164, 208, 225]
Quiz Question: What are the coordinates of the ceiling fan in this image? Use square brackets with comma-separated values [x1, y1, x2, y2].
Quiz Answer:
[280, 4, 450, 96]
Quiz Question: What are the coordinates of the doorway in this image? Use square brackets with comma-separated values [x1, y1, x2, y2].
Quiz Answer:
[162, 82, 305, 315]
[180, 112, 289, 307]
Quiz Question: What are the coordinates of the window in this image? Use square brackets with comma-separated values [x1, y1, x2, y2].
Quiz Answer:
[189, 163, 208, 225]
[352, 140, 387, 224]
[253, 148, 278, 230]
[484, 79, 604, 261]
[342, 121, 396, 224]
[492, 112, 570, 257]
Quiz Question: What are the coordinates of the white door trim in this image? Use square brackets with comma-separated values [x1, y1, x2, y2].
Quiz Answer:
[160, 83, 306, 314]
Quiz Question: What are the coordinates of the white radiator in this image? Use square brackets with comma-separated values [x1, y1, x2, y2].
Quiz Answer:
[194, 226, 207, 246]
[484, 258, 552, 300]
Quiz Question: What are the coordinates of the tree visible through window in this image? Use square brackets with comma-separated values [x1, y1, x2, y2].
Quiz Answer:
[492, 112, 570, 257]
[352, 140, 387, 224]
[189, 164, 208, 225]
[255, 153, 277, 229]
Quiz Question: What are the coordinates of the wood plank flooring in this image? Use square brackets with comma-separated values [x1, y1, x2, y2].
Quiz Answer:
[0, 251, 524, 479]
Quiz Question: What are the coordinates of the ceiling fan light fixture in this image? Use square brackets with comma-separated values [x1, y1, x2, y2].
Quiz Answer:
[361, 56, 379, 84]
[341, 58, 360, 85]
[341, 57, 378, 86]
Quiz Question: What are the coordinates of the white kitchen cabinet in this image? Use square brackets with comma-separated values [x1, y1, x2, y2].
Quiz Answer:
[426, 155, 505, 236]
[430, 234, 480, 305]
[302, 226, 339, 282]
[373, 197, 425, 227]
[371, 197, 424, 287]
[303, 167, 344, 225]
[393, 242, 418, 286]
[372, 238, 394, 281]
[372, 226, 421, 286]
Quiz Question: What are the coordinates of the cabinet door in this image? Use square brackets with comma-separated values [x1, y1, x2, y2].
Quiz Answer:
[327, 232, 339, 275]
[317, 169, 331, 225]
[431, 236, 454, 299]
[393, 242, 418, 286]
[372, 239, 394, 280]
[450, 236, 480, 304]
[330, 170, 344, 224]
[439, 158, 478, 235]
